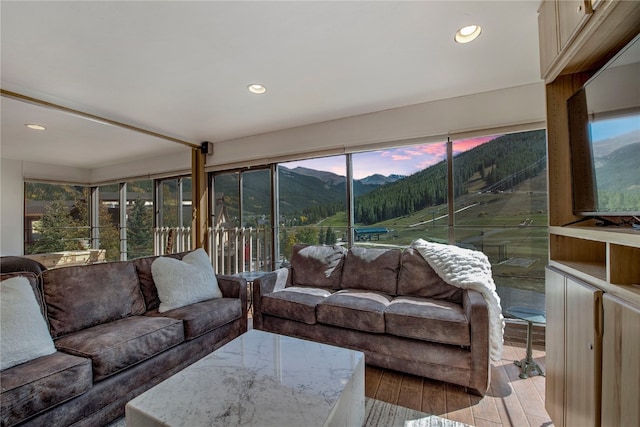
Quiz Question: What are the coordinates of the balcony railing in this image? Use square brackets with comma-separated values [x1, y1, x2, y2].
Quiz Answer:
[153, 226, 271, 275]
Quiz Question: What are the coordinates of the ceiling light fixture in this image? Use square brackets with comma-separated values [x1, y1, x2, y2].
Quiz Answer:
[248, 84, 267, 94]
[25, 123, 46, 131]
[455, 25, 482, 44]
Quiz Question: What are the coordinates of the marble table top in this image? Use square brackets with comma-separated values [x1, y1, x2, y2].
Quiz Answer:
[126, 329, 365, 426]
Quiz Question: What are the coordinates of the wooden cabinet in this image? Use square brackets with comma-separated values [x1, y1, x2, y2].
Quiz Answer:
[601, 294, 640, 427]
[557, 0, 592, 49]
[540, 1, 640, 425]
[538, 0, 560, 76]
[546, 267, 603, 427]
[538, 0, 592, 78]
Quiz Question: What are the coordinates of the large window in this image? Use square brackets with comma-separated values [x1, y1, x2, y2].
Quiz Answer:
[352, 140, 449, 246]
[24, 182, 90, 254]
[278, 156, 347, 264]
[97, 184, 121, 261]
[452, 129, 548, 309]
[126, 180, 154, 259]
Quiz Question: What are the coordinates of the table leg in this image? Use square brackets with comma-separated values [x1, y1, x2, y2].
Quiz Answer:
[514, 321, 545, 379]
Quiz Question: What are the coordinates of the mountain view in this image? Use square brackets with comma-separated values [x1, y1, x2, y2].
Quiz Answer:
[272, 130, 547, 226]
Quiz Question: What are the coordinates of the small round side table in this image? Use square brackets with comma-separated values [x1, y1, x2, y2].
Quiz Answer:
[506, 306, 546, 379]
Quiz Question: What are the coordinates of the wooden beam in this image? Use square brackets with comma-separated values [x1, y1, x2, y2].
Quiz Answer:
[191, 148, 208, 250]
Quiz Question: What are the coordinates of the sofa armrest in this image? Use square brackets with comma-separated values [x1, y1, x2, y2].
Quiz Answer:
[252, 268, 289, 330]
[216, 275, 248, 318]
[463, 289, 490, 395]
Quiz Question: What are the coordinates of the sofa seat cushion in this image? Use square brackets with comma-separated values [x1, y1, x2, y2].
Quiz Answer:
[340, 247, 401, 294]
[385, 296, 470, 346]
[54, 316, 184, 382]
[0, 352, 92, 427]
[290, 244, 347, 289]
[146, 297, 242, 340]
[43, 261, 146, 338]
[262, 287, 332, 324]
[317, 289, 392, 333]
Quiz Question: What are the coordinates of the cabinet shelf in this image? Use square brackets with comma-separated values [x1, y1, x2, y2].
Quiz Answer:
[549, 226, 640, 304]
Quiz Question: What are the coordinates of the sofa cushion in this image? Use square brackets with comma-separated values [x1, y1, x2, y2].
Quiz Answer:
[0, 352, 92, 427]
[262, 287, 332, 324]
[131, 251, 189, 311]
[385, 296, 470, 346]
[340, 247, 400, 294]
[54, 316, 184, 382]
[43, 262, 146, 338]
[1, 276, 56, 371]
[317, 289, 392, 333]
[146, 297, 242, 340]
[289, 244, 346, 289]
[397, 248, 462, 302]
[151, 249, 222, 313]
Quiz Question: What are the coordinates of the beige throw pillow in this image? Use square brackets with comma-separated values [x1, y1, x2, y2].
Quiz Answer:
[1, 276, 56, 370]
[151, 249, 222, 313]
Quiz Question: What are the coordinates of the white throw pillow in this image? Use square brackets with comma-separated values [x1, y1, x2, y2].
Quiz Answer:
[151, 248, 222, 313]
[1, 276, 56, 371]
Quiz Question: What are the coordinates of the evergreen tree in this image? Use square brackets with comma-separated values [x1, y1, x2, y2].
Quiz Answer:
[317, 227, 325, 245]
[295, 228, 318, 245]
[30, 201, 78, 253]
[127, 198, 153, 259]
[325, 227, 337, 245]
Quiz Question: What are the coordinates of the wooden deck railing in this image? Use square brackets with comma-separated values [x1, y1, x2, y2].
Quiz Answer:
[153, 226, 271, 275]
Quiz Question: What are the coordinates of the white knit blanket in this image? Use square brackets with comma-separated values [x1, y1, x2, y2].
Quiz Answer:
[411, 239, 504, 361]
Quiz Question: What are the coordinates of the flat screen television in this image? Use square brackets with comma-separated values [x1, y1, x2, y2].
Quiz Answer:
[567, 33, 640, 220]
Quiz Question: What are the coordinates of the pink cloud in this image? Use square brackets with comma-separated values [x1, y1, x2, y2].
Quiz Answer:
[453, 136, 498, 154]
[391, 154, 412, 161]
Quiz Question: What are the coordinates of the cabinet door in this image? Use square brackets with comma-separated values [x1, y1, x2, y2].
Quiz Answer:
[545, 267, 566, 427]
[565, 276, 602, 427]
[557, 0, 591, 49]
[538, 0, 560, 77]
[601, 294, 640, 427]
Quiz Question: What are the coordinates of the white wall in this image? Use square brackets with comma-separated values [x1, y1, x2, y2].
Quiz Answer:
[208, 82, 546, 169]
[1, 159, 25, 255]
[90, 150, 192, 184]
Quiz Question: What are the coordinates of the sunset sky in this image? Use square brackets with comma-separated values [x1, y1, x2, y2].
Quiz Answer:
[283, 135, 499, 179]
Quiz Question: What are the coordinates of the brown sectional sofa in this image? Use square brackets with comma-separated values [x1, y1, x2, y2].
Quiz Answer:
[253, 244, 491, 395]
[0, 251, 247, 427]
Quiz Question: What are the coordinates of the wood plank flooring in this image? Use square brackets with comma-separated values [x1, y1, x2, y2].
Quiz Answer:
[365, 340, 553, 427]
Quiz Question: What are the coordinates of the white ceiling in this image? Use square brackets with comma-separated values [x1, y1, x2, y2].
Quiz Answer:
[1, 1, 542, 169]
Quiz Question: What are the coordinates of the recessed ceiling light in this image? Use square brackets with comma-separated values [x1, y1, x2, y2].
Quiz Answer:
[25, 124, 46, 131]
[248, 84, 267, 94]
[455, 25, 482, 44]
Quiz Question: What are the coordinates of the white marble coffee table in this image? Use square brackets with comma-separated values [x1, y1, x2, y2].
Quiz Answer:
[125, 329, 365, 426]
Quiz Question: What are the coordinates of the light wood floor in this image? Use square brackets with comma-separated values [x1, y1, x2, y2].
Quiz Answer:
[365, 340, 553, 427]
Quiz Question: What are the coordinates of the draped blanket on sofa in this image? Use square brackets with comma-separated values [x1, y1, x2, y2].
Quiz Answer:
[411, 239, 504, 361]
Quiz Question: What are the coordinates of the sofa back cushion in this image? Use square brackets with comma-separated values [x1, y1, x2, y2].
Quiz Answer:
[397, 248, 462, 303]
[290, 244, 346, 290]
[42, 262, 146, 338]
[341, 247, 400, 294]
[131, 251, 190, 311]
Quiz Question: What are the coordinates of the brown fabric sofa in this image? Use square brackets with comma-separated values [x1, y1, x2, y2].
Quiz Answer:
[0, 251, 247, 427]
[253, 244, 490, 395]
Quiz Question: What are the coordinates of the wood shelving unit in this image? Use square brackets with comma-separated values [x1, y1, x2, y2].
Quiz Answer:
[540, 1, 640, 426]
